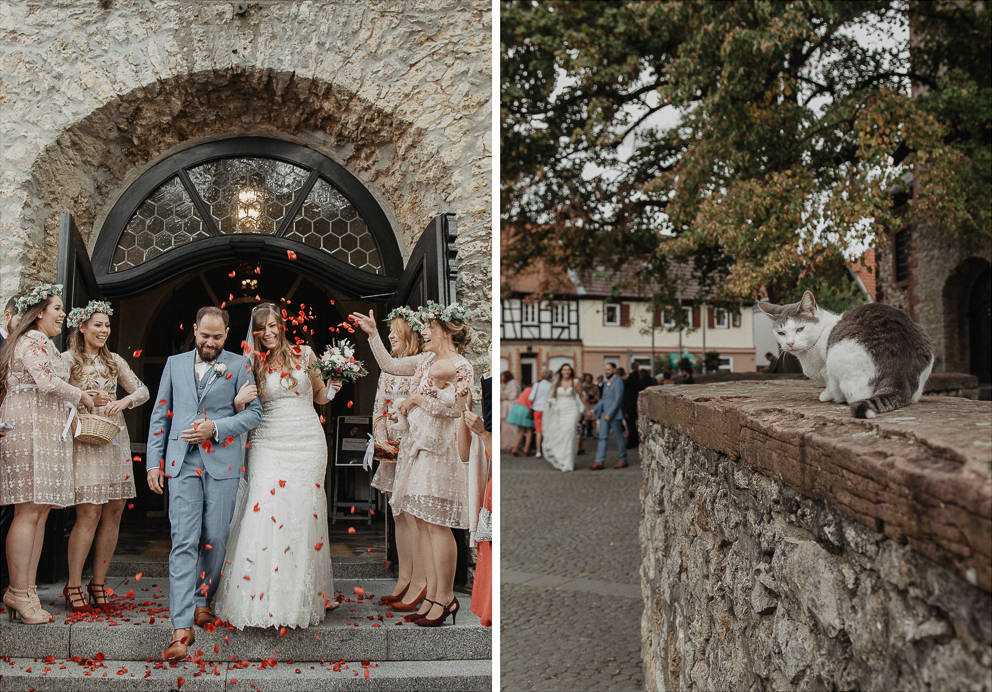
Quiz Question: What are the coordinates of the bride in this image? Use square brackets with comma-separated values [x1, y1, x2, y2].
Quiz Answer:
[214, 303, 342, 629]
[541, 363, 590, 472]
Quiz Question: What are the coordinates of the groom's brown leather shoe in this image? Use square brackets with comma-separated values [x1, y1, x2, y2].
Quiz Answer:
[194, 606, 215, 627]
[164, 628, 194, 661]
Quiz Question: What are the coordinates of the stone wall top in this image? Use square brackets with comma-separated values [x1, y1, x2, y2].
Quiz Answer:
[640, 380, 992, 592]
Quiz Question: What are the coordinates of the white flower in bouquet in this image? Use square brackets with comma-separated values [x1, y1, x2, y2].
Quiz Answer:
[307, 338, 368, 383]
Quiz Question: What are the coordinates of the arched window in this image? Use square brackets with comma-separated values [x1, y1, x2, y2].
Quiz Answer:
[93, 137, 403, 298]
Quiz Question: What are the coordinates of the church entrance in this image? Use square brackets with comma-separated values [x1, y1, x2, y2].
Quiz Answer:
[113, 263, 387, 566]
[44, 136, 458, 582]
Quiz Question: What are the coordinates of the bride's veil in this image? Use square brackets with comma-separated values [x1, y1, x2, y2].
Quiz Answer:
[239, 305, 264, 473]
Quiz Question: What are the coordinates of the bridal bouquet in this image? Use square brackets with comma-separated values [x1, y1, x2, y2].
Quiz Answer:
[307, 339, 368, 383]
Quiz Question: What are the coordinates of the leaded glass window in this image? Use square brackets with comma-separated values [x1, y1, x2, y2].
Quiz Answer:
[187, 158, 309, 236]
[112, 177, 210, 272]
[284, 179, 383, 273]
[109, 154, 384, 275]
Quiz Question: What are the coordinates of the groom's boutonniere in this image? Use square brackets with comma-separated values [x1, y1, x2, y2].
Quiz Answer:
[213, 362, 227, 378]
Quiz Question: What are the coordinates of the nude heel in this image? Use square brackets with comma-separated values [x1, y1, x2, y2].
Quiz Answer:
[3, 587, 52, 624]
[28, 585, 52, 617]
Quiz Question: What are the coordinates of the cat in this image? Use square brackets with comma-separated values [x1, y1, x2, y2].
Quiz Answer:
[758, 291, 934, 418]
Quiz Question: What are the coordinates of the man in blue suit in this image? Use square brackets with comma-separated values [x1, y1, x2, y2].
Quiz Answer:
[146, 306, 262, 660]
[590, 362, 627, 470]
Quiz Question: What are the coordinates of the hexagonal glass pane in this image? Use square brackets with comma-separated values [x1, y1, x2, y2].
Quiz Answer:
[110, 177, 210, 272]
[187, 157, 308, 236]
[284, 178, 383, 274]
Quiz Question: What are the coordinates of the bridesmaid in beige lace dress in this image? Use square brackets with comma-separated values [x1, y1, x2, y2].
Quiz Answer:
[372, 309, 429, 608]
[352, 302, 474, 627]
[0, 285, 96, 624]
[60, 301, 149, 613]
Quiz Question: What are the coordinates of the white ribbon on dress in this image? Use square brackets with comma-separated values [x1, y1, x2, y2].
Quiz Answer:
[362, 433, 374, 471]
[63, 402, 82, 440]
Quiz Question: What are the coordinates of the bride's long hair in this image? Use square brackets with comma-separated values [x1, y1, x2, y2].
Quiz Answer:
[248, 303, 302, 396]
[550, 363, 575, 398]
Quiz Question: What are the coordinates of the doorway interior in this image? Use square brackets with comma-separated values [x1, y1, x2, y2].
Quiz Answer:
[99, 259, 390, 565]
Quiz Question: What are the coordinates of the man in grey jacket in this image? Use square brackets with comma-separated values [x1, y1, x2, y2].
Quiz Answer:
[590, 362, 627, 469]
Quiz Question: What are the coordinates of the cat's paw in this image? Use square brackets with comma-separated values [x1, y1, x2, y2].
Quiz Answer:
[818, 390, 833, 402]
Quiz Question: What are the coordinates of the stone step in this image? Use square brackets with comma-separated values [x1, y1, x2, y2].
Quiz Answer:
[107, 555, 392, 580]
[0, 657, 492, 691]
[0, 579, 489, 665]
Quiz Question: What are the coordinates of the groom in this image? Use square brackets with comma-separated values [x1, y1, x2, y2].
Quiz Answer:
[146, 306, 262, 661]
[589, 362, 627, 470]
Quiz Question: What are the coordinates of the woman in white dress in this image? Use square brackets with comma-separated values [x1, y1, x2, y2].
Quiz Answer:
[214, 303, 342, 629]
[541, 364, 590, 472]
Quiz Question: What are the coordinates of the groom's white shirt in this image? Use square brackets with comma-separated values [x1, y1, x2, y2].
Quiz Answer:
[194, 360, 212, 379]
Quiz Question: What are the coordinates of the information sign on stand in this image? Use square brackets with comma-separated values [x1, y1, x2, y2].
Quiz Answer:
[332, 415, 375, 523]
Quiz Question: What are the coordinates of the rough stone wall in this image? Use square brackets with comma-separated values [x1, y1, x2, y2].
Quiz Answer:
[877, 221, 992, 374]
[639, 381, 992, 691]
[0, 0, 492, 343]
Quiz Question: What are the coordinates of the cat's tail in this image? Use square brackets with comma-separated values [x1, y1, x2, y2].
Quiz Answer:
[849, 379, 909, 419]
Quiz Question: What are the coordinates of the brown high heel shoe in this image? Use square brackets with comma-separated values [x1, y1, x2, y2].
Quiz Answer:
[87, 582, 113, 612]
[405, 599, 436, 622]
[63, 584, 96, 613]
[4, 587, 52, 624]
[390, 585, 427, 612]
[379, 583, 409, 606]
[414, 596, 459, 627]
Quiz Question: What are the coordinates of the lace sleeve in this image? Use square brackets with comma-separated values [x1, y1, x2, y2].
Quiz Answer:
[368, 334, 423, 376]
[374, 375, 387, 419]
[114, 353, 150, 407]
[419, 359, 473, 419]
[18, 332, 82, 405]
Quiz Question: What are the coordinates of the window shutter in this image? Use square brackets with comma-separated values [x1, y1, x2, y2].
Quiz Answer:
[707, 306, 715, 329]
[692, 306, 700, 328]
[620, 303, 631, 326]
[653, 309, 662, 327]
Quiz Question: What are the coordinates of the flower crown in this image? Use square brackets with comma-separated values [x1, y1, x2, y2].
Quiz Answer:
[417, 300, 472, 324]
[66, 300, 114, 329]
[384, 306, 425, 332]
[15, 283, 63, 316]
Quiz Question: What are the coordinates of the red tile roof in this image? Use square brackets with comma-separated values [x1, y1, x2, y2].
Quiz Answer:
[850, 249, 877, 301]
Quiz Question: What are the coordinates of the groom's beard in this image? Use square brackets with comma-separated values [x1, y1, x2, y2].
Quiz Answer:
[196, 343, 221, 363]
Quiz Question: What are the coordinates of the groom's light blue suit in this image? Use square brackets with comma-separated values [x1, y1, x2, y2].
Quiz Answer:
[146, 349, 262, 630]
[593, 373, 626, 465]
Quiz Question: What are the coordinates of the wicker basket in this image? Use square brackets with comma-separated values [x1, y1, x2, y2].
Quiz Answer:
[75, 414, 121, 446]
[372, 414, 399, 461]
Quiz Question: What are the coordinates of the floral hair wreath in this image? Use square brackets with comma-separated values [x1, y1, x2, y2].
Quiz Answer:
[66, 300, 114, 330]
[417, 300, 472, 325]
[15, 283, 63, 316]
[384, 306, 425, 332]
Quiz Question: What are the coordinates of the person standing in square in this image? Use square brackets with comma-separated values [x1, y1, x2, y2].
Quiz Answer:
[589, 362, 626, 470]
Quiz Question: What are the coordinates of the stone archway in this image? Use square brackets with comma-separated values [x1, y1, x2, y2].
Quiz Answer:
[941, 256, 992, 375]
[18, 67, 447, 286]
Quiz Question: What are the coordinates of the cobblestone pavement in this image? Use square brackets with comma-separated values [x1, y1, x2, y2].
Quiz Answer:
[501, 443, 644, 691]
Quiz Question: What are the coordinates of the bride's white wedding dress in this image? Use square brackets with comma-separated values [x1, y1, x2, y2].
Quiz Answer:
[214, 348, 335, 629]
[542, 386, 583, 472]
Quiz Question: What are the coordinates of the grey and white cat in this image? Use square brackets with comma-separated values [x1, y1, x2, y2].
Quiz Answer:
[758, 291, 934, 418]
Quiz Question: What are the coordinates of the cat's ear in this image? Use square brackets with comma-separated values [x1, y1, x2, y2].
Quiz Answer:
[798, 291, 818, 314]
[757, 301, 781, 316]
